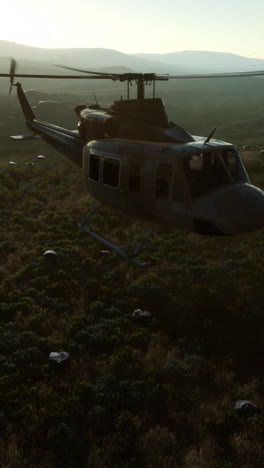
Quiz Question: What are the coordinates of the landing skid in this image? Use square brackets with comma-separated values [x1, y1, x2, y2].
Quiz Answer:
[78, 205, 154, 267]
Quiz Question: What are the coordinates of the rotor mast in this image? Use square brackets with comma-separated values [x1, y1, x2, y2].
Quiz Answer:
[133, 74, 168, 100]
[119, 73, 161, 100]
[137, 75, 145, 100]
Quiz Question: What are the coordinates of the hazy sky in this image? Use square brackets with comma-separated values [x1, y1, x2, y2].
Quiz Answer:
[3, 0, 264, 58]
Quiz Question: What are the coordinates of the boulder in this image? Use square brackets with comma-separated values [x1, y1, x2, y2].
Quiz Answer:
[234, 400, 260, 416]
[131, 308, 152, 323]
[49, 352, 69, 365]
[101, 250, 111, 255]
[43, 250, 58, 261]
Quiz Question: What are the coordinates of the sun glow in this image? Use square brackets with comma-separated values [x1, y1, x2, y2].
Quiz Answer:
[2, 0, 264, 58]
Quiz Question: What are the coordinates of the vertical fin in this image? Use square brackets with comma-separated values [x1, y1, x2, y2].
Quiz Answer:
[15, 82, 35, 121]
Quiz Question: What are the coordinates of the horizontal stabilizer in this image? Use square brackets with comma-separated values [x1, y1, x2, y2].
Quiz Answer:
[10, 134, 42, 141]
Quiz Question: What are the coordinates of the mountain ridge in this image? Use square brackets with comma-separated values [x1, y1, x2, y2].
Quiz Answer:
[1, 41, 264, 73]
[134, 50, 264, 72]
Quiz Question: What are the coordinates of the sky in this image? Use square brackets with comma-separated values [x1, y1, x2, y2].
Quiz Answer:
[2, 0, 264, 58]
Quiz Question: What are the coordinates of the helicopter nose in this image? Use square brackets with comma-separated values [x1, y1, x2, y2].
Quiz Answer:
[215, 184, 264, 234]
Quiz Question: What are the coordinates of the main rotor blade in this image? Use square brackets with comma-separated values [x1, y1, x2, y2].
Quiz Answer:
[0, 70, 161, 82]
[0, 73, 114, 80]
[156, 70, 264, 79]
[2, 61, 264, 84]
[56, 64, 119, 77]
[56, 66, 166, 82]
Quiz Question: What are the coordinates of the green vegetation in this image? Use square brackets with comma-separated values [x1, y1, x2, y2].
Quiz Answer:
[0, 146, 264, 467]
[1, 87, 264, 466]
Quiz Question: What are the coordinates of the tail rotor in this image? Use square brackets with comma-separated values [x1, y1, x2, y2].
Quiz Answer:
[9, 58, 17, 96]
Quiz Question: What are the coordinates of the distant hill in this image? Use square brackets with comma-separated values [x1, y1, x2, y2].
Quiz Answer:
[1, 42, 264, 74]
[134, 50, 264, 72]
[1, 41, 264, 147]
[0, 41, 182, 73]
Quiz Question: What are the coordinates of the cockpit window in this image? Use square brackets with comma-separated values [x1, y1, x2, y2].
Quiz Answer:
[189, 154, 203, 172]
[183, 152, 230, 198]
[221, 149, 248, 182]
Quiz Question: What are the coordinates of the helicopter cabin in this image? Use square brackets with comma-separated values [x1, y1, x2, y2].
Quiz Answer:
[82, 138, 249, 228]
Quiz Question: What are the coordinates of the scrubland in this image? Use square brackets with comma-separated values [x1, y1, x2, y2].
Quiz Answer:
[0, 146, 264, 467]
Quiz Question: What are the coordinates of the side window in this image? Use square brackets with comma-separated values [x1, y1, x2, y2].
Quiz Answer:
[129, 162, 141, 192]
[103, 158, 120, 188]
[189, 154, 203, 172]
[155, 163, 172, 199]
[89, 154, 100, 181]
[172, 170, 184, 202]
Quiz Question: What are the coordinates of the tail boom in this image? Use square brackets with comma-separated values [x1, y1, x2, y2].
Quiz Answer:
[14, 82, 83, 167]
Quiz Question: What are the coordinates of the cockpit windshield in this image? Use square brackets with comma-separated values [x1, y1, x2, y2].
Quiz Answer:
[183, 149, 247, 198]
[220, 149, 248, 183]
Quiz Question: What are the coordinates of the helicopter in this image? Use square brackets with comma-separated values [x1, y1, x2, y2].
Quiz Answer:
[1, 59, 264, 265]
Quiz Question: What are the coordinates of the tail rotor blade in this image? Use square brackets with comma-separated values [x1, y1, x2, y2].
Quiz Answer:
[9, 58, 17, 95]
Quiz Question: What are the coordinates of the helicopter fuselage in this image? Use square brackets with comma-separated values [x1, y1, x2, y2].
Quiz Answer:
[82, 137, 264, 235]
[11, 82, 264, 237]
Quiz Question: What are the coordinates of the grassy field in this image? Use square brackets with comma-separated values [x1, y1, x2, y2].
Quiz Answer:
[0, 137, 264, 467]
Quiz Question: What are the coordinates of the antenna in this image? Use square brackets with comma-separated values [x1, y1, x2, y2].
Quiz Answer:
[204, 127, 217, 145]
[93, 94, 99, 106]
